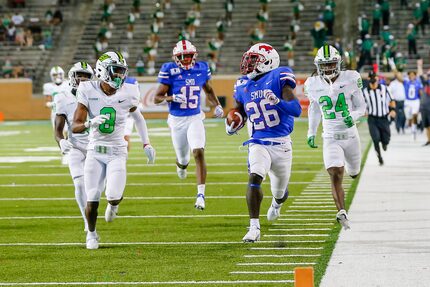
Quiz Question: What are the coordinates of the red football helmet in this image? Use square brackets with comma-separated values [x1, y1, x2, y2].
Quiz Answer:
[240, 43, 280, 79]
[172, 40, 198, 70]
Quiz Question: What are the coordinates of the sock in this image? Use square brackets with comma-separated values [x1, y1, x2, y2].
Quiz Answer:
[87, 230, 97, 239]
[412, 124, 417, 133]
[250, 218, 260, 229]
[197, 184, 205, 196]
[271, 197, 282, 208]
[73, 176, 87, 225]
[109, 203, 119, 213]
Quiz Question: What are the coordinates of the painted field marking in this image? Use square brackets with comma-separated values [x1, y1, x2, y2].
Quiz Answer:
[230, 271, 294, 274]
[0, 280, 295, 286]
[271, 223, 334, 226]
[288, 205, 335, 208]
[278, 218, 333, 221]
[250, 247, 323, 250]
[263, 234, 329, 238]
[268, 228, 331, 231]
[0, 181, 314, 188]
[244, 255, 321, 258]
[237, 263, 316, 266]
[0, 215, 250, 220]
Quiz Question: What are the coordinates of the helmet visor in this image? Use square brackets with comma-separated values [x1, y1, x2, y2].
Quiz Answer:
[107, 64, 128, 89]
[317, 60, 339, 78]
[74, 71, 93, 86]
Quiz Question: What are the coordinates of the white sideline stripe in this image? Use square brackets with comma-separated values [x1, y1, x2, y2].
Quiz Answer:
[0, 195, 304, 201]
[230, 271, 294, 274]
[268, 228, 331, 231]
[244, 254, 321, 258]
[289, 205, 335, 208]
[0, 170, 317, 177]
[0, 241, 289, 247]
[278, 218, 333, 221]
[250, 247, 323, 250]
[0, 215, 249, 220]
[0, 181, 313, 188]
[237, 263, 316, 266]
[263, 234, 329, 237]
[260, 240, 326, 243]
[285, 210, 337, 213]
[0, 280, 294, 286]
[272, 223, 334, 226]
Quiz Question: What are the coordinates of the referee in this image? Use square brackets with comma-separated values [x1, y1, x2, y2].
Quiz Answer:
[363, 71, 396, 165]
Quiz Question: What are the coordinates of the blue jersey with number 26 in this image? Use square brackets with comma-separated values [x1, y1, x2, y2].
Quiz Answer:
[158, 61, 211, 117]
[234, 67, 299, 139]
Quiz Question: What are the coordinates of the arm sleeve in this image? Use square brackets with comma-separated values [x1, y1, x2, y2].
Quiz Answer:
[307, 98, 322, 137]
[130, 84, 141, 108]
[43, 83, 52, 96]
[278, 67, 296, 89]
[54, 93, 65, 115]
[349, 72, 366, 121]
[277, 99, 302, 117]
[131, 109, 150, 145]
[205, 62, 212, 82]
[76, 85, 88, 108]
[157, 63, 172, 85]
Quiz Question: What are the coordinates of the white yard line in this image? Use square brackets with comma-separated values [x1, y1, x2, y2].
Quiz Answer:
[268, 228, 331, 231]
[237, 263, 316, 266]
[0, 280, 294, 286]
[263, 234, 329, 237]
[0, 181, 313, 188]
[244, 255, 321, 258]
[230, 271, 294, 274]
[285, 210, 337, 213]
[278, 218, 333, 221]
[250, 247, 323, 250]
[271, 223, 334, 226]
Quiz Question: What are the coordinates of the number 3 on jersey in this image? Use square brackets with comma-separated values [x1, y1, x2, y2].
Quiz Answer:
[319, 93, 350, 119]
[179, 86, 200, 109]
[99, 107, 116, 134]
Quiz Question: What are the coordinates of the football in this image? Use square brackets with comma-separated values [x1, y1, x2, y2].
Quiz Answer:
[226, 108, 246, 130]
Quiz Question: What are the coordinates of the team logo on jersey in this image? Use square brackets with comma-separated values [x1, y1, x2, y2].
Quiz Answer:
[186, 79, 195, 86]
[236, 79, 248, 86]
[89, 98, 99, 101]
[170, 68, 181, 75]
[357, 78, 363, 89]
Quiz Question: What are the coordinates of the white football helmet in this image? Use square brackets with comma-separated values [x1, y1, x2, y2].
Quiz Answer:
[314, 44, 342, 80]
[95, 51, 128, 89]
[50, 66, 65, 85]
[172, 40, 198, 70]
[240, 43, 280, 79]
[68, 62, 94, 89]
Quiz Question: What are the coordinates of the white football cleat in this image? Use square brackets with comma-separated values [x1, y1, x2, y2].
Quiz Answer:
[194, 194, 205, 210]
[336, 209, 350, 230]
[105, 204, 118, 222]
[86, 232, 99, 250]
[176, 166, 187, 179]
[242, 226, 260, 243]
[267, 203, 282, 221]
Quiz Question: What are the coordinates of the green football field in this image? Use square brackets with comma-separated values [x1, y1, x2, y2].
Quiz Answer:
[0, 119, 367, 286]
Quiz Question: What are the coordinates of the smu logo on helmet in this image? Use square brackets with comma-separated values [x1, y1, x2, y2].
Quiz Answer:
[259, 45, 273, 53]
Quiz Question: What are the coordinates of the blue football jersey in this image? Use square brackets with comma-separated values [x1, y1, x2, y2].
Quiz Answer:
[125, 77, 138, 85]
[404, 78, 423, 100]
[157, 61, 211, 116]
[234, 67, 298, 139]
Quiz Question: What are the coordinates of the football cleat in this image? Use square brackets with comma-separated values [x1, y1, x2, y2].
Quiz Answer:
[336, 209, 350, 230]
[105, 203, 118, 222]
[267, 203, 282, 221]
[176, 166, 187, 179]
[86, 232, 99, 250]
[243, 226, 261, 243]
[194, 194, 205, 210]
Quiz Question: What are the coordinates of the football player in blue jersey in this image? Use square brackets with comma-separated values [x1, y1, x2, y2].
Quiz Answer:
[154, 40, 224, 210]
[226, 43, 302, 242]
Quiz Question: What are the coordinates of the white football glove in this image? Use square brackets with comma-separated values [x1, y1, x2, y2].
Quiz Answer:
[263, 89, 280, 105]
[172, 93, 187, 104]
[85, 114, 109, 128]
[59, 139, 73, 154]
[214, 105, 224, 118]
[225, 118, 238, 136]
[144, 144, 156, 164]
[45, 101, 54, 108]
[388, 57, 397, 71]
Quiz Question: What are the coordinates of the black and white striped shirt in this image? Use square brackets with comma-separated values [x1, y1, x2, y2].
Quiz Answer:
[363, 84, 393, 117]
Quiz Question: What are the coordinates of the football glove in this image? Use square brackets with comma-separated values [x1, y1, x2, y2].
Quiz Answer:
[344, 115, 355, 128]
[263, 89, 280, 105]
[214, 105, 224, 118]
[45, 101, 54, 108]
[307, 136, 318, 148]
[59, 139, 73, 154]
[172, 93, 187, 104]
[85, 114, 109, 128]
[144, 144, 156, 164]
[225, 119, 238, 136]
